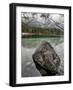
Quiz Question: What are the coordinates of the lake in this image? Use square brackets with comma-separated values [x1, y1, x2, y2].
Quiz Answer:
[21, 36, 64, 77]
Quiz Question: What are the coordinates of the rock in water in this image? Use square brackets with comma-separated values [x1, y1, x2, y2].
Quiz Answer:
[32, 41, 61, 76]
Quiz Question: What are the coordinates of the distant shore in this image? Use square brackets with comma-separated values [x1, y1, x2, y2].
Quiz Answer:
[22, 34, 64, 38]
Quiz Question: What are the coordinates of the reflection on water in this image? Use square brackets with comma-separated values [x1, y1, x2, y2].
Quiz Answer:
[22, 37, 64, 48]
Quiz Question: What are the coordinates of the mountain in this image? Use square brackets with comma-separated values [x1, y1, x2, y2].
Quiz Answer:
[22, 13, 64, 32]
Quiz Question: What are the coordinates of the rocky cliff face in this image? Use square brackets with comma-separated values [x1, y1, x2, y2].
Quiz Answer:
[32, 41, 63, 76]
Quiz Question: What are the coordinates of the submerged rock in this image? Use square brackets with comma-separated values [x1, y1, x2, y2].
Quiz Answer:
[32, 41, 61, 76]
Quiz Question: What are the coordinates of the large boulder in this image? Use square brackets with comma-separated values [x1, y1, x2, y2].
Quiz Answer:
[32, 41, 61, 76]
